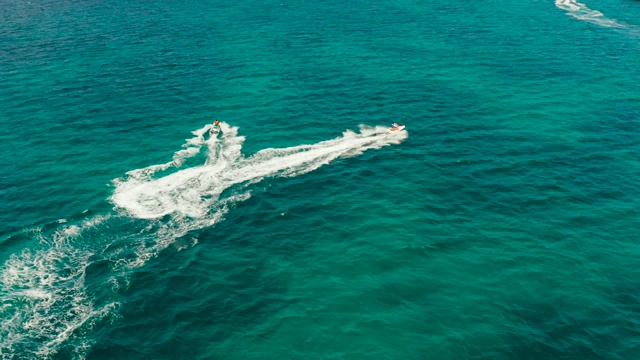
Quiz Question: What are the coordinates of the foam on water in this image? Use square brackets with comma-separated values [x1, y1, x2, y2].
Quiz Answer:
[109, 122, 406, 269]
[0, 123, 406, 358]
[555, 0, 626, 28]
[111, 123, 407, 219]
[0, 215, 118, 359]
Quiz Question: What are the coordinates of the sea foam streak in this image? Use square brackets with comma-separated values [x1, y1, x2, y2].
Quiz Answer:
[0, 123, 406, 358]
[555, 0, 625, 28]
[0, 216, 119, 359]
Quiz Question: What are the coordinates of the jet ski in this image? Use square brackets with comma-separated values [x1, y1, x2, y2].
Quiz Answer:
[210, 125, 220, 136]
[390, 123, 405, 132]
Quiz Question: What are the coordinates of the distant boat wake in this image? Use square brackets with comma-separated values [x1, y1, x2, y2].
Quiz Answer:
[555, 0, 626, 29]
[0, 123, 407, 358]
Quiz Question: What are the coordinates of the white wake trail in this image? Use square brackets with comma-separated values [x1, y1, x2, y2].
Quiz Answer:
[555, 0, 626, 28]
[0, 123, 407, 358]
[111, 123, 407, 220]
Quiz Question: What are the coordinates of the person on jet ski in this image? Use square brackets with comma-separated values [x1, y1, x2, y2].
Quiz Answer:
[210, 120, 221, 135]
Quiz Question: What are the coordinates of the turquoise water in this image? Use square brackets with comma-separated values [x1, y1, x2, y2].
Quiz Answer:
[2, 0, 640, 358]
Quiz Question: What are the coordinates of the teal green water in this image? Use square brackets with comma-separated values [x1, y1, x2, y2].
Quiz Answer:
[2, 0, 640, 358]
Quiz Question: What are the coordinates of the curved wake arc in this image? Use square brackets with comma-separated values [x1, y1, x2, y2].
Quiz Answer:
[0, 123, 406, 359]
[555, 0, 626, 28]
[0, 124, 408, 359]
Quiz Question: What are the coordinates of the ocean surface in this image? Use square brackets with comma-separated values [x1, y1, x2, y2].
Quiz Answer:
[1, 0, 640, 358]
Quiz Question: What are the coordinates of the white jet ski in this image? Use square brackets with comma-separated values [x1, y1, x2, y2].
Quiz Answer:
[210, 125, 220, 136]
[390, 123, 405, 132]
